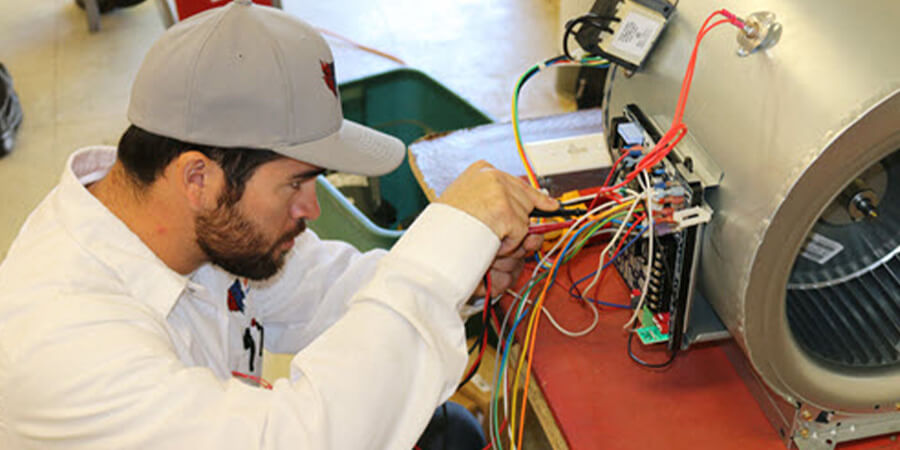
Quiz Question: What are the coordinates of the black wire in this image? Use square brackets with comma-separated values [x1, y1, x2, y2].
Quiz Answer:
[457, 355, 482, 389]
[529, 208, 587, 218]
[458, 277, 492, 389]
[467, 333, 481, 354]
[458, 316, 487, 388]
[562, 14, 618, 60]
[627, 329, 679, 368]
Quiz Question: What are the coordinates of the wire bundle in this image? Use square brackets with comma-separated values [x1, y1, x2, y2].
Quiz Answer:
[512, 56, 610, 188]
[487, 180, 653, 449]
[483, 9, 747, 449]
[596, 9, 745, 194]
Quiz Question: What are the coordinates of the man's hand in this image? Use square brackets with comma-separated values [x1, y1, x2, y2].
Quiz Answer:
[474, 234, 544, 298]
[436, 160, 558, 256]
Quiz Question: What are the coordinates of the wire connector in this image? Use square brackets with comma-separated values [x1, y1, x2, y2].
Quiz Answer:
[672, 205, 712, 230]
[717, 9, 746, 29]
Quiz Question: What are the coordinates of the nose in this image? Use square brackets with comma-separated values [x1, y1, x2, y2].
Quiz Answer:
[289, 180, 321, 221]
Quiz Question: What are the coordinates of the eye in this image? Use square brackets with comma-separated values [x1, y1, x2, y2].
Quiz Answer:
[290, 180, 303, 190]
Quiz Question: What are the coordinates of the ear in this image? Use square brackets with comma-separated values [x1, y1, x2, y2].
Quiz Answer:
[173, 151, 224, 211]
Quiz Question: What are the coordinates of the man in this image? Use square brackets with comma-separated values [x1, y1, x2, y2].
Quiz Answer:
[0, 1, 557, 448]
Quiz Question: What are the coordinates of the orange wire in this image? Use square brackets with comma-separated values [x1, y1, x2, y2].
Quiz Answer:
[515, 229, 576, 448]
[513, 11, 741, 448]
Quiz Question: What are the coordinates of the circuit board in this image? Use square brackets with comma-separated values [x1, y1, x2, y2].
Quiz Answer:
[609, 104, 711, 350]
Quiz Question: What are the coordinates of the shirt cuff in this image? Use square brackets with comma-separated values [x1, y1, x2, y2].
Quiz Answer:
[389, 203, 500, 309]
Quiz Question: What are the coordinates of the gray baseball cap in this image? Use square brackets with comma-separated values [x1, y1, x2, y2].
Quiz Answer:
[127, 0, 404, 176]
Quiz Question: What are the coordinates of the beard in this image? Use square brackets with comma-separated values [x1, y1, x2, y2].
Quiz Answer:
[195, 200, 306, 281]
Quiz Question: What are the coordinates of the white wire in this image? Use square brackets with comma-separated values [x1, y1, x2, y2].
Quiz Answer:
[581, 192, 644, 295]
[500, 196, 642, 424]
[489, 191, 646, 445]
[559, 194, 598, 206]
[533, 192, 641, 273]
[506, 288, 599, 337]
[623, 170, 656, 329]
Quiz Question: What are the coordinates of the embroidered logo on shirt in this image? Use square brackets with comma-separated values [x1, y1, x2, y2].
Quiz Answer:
[227, 279, 246, 313]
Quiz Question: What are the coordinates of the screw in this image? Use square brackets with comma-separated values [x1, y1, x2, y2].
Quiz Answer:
[800, 428, 810, 438]
[801, 410, 813, 421]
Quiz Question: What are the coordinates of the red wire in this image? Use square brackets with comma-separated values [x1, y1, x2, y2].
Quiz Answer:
[602, 148, 632, 189]
[528, 220, 576, 234]
[612, 213, 647, 257]
[600, 11, 742, 193]
[460, 274, 492, 384]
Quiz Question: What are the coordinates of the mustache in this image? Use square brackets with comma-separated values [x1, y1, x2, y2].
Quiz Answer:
[276, 219, 307, 246]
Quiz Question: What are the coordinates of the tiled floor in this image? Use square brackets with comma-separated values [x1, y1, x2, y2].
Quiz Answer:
[0, 0, 578, 258]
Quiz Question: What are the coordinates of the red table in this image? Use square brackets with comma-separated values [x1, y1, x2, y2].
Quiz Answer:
[500, 244, 790, 450]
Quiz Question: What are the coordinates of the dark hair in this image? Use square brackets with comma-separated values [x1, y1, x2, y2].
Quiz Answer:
[117, 125, 283, 204]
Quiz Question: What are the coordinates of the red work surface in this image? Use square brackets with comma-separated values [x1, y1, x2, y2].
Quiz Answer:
[503, 244, 780, 450]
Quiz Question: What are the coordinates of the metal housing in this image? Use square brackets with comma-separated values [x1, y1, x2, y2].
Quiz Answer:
[607, 0, 900, 415]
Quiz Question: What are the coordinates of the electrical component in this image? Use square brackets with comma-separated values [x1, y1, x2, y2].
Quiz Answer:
[607, 2, 900, 447]
[610, 103, 720, 353]
[570, 0, 676, 71]
[522, 132, 613, 197]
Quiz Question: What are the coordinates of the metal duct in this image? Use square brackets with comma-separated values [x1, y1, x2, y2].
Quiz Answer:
[607, 0, 900, 414]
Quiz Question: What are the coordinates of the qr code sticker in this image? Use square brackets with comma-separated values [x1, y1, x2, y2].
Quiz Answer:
[610, 12, 662, 58]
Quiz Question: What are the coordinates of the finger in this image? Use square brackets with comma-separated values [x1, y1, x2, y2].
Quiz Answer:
[498, 221, 529, 256]
[500, 244, 529, 261]
[487, 270, 514, 296]
[503, 260, 526, 293]
[490, 256, 521, 273]
[521, 234, 544, 253]
[499, 171, 558, 214]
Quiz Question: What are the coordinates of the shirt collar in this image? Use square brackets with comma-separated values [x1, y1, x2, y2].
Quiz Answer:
[54, 146, 191, 317]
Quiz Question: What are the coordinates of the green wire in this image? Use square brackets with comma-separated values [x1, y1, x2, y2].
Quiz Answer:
[490, 210, 623, 448]
[496, 55, 612, 448]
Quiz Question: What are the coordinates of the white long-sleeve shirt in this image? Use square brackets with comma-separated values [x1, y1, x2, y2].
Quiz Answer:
[0, 147, 500, 449]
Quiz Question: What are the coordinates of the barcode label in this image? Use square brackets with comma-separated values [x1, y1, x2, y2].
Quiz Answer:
[610, 12, 661, 58]
[800, 233, 844, 265]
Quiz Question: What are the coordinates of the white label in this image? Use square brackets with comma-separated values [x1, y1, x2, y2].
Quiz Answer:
[524, 132, 611, 176]
[800, 233, 844, 265]
[610, 12, 662, 58]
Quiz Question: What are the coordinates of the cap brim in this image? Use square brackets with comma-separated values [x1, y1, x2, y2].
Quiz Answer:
[274, 119, 405, 176]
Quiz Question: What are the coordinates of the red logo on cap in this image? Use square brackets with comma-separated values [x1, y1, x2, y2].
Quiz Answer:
[320, 60, 337, 97]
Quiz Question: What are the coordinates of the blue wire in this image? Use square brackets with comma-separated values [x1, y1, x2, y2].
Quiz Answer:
[500, 216, 645, 399]
[569, 227, 648, 308]
[498, 218, 588, 397]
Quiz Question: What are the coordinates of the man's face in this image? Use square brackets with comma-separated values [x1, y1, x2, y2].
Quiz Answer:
[195, 158, 324, 280]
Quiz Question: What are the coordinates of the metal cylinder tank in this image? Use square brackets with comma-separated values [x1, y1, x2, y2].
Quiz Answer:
[607, 0, 900, 414]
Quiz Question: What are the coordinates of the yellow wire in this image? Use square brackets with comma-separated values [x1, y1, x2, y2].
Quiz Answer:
[512, 94, 540, 189]
[509, 200, 637, 443]
[535, 200, 639, 270]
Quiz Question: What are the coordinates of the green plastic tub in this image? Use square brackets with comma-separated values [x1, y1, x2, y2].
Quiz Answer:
[309, 69, 492, 252]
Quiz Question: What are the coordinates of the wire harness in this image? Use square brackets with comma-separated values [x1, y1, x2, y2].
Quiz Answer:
[484, 9, 747, 449]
